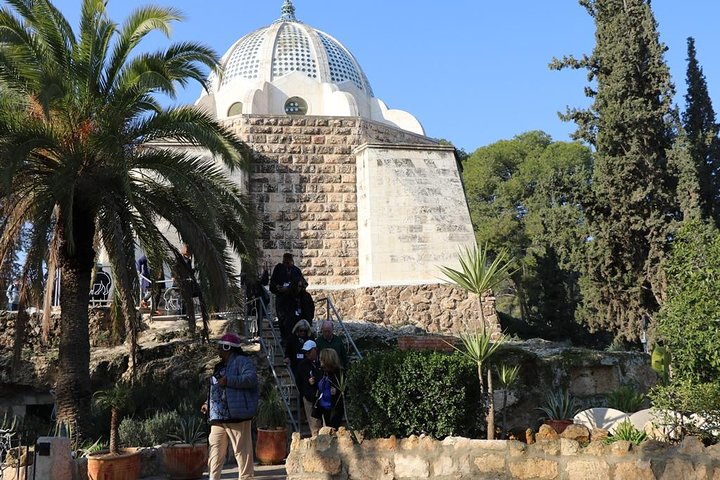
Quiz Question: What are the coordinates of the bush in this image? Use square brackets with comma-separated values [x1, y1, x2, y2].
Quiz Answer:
[650, 380, 720, 443]
[345, 350, 483, 439]
[145, 411, 182, 446]
[604, 419, 647, 445]
[118, 418, 146, 447]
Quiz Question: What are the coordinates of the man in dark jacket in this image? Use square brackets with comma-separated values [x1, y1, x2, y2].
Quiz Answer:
[270, 253, 305, 341]
[201, 332, 258, 480]
[295, 339, 322, 437]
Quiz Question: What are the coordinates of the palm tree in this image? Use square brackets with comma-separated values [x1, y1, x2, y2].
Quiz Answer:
[495, 363, 520, 439]
[94, 383, 132, 455]
[440, 243, 515, 439]
[0, 0, 256, 439]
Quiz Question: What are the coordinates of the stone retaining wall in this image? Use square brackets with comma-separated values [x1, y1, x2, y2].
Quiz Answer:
[310, 284, 497, 334]
[286, 430, 720, 479]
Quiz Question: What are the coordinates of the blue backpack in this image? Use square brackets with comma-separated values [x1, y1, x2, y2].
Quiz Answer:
[317, 375, 333, 410]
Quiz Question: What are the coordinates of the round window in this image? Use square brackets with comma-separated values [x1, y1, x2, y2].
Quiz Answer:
[284, 97, 308, 116]
[227, 102, 243, 116]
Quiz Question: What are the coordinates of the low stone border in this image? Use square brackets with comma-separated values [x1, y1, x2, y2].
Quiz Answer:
[286, 428, 720, 479]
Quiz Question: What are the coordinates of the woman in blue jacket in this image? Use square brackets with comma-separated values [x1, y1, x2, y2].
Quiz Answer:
[201, 333, 258, 480]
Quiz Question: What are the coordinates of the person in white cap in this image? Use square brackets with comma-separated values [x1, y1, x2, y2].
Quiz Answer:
[295, 339, 322, 436]
[201, 332, 258, 480]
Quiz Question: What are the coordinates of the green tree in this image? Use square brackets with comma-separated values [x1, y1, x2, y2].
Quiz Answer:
[0, 0, 256, 439]
[551, 0, 677, 340]
[682, 37, 720, 225]
[462, 131, 591, 336]
[657, 220, 720, 383]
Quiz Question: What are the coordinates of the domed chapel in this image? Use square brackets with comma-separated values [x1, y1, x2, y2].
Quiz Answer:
[166, 1, 488, 330]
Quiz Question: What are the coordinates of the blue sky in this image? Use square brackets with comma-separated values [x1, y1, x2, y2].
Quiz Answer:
[47, 0, 720, 153]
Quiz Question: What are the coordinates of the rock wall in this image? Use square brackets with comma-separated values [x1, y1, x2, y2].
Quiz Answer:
[310, 284, 496, 334]
[286, 430, 720, 480]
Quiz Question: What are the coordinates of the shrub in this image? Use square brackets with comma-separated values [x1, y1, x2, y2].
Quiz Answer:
[345, 350, 483, 438]
[650, 380, 720, 443]
[145, 411, 182, 446]
[118, 417, 146, 447]
[607, 386, 645, 413]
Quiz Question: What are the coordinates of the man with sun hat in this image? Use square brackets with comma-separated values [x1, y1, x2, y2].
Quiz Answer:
[201, 332, 258, 479]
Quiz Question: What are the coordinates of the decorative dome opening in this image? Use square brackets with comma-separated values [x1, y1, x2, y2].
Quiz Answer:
[284, 97, 308, 115]
[227, 102, 243, 116]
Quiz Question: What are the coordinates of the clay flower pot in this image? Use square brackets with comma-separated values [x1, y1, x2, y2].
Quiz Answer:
[255, 427, 287, 465]
[161, 443, 208, 480]
[87, 448, 141, 480]
[544, 419, 574, 434]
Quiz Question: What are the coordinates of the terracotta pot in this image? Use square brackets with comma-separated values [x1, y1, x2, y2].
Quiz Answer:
[255, 427, 287, 465]
[87, 448, 141, 480]
[162, 443, 209, 480]
[544, 419, 574, 434]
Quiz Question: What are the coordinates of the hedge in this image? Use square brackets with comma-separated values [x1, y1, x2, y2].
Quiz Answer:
[345, 350, 483, 438]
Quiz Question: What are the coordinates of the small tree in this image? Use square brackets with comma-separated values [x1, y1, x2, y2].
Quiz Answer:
[440, 243, 515, 439]
[94, 384, 133, 455]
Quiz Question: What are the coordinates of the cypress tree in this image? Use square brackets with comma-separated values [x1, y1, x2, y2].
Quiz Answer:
[551, 0, 677, 339]
[682, 37, 720, 225]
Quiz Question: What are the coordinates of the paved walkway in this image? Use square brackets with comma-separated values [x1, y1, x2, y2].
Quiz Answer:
[145, 464, 287, 479]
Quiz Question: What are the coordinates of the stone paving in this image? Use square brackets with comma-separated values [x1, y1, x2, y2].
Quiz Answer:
[144, 464, 286, 479]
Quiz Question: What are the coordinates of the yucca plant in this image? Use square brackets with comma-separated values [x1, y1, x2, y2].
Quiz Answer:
[168, 417, 207, 446]
[256, 384, 286, 430]
[496, 364, 520, 439]
[440, 243, 515, 440]
[537, 389, 581, 421]
[607, 385, 645, 413]
[604, 419, 648, 445]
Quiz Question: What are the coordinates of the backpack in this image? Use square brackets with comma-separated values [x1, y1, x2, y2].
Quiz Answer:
[316, 375, 333, 410]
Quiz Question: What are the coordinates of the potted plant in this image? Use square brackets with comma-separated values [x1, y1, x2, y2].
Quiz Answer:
[87, 383, 141, 480]
[161, 416, 208, 480]
[537, 389, 581, 434]
[255, 383, 287, 465]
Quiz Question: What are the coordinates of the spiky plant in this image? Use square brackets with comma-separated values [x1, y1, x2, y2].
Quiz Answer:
[496, 364, 520, 439]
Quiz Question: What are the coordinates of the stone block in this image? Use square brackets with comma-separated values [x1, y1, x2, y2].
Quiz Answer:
[561, 438, 580, 456]
[347, 456, 394, 480]
[301, 453, 342, 474]
[679, 436, 705, 455]
[566, 460, 610, 480]
[561, 424, 590, 443]
[613, 460, 656, 480]
[536, 424, 559, 441]
[473, 454, 506, 474]
[533, 440, 560, 456]
[590, 428, 609, 442]
[432, 456, 456, 477]
[660, 458, 706, 480]
[610, 440, 632, 456]
[508, 458, 558, 479]
[394, 454, 429, 478]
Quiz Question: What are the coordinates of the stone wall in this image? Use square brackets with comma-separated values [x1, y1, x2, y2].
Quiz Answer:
[286, 430, 720, 480]
[310, 284, 496, 334]
[227, 115, 435, 287]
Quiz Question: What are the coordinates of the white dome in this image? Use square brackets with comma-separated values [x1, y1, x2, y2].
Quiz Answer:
[197, 1, 423, 135]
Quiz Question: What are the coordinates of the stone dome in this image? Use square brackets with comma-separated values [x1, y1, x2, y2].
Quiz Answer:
[196, 0, 423, 135]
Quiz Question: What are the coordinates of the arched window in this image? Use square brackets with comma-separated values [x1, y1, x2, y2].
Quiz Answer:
[284, 97, 308, 116]
[227, 102, 243, 116]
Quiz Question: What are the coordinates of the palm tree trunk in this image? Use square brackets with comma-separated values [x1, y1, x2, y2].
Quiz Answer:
[487, 367, 495, 440]
[109, 408, 119, 455]
[55, 207, 96, 441]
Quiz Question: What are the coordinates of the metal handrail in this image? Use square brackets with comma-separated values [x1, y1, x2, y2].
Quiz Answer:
[248, 295, 299, 432]
[313, 296, 362, 360]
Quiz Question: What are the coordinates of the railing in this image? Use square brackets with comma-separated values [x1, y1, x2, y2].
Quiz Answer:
[0, 418, 30, 480]
[250, 295, 299, 432]
[314, 296, 363, 360]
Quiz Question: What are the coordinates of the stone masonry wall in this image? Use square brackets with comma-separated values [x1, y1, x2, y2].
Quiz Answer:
[225, 115, 436, 286]
[311, 284, 496, 334]
[286, 430, 720, 480]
